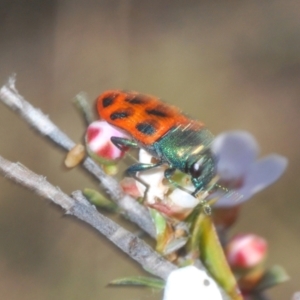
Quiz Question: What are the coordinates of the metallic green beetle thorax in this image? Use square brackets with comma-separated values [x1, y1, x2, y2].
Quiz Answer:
[154, 126, 213, 167]
[153, 125, 216, 191]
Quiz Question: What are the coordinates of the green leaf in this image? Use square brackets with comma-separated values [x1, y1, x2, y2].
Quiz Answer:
[150, 208, 167, 237]
[150, 209, 173, 253]
[83, 188, 118, 212]
[110, 276, 165, 289]
[254, 265, 289, 292]
[193, 214, 243, 300]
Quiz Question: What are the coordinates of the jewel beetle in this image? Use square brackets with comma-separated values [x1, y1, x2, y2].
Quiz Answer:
[96, 90, 216, 197]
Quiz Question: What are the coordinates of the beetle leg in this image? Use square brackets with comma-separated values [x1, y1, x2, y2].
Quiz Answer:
[191, 184, 205, 199]
[164, 167, 177, 185]
[126, 161, 164, 201]
[126, 161, 164, 176]
[191, 184, 212, 215]
[111, 136, 138, 151]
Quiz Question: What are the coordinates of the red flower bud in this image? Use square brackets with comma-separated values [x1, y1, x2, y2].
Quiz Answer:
[226, 234, 267, 269]
[86, 121, 128, 162]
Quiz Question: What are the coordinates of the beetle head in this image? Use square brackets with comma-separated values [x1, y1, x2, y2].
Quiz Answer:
[187, 149, 216, 194]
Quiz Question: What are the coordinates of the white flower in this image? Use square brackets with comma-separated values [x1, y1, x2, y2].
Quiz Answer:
[168, 188, 198, 209]
[135, 149, 168, 204]
[136, 150, 199, 217]
[163, 266, 222, 300]
[212, 131, 288, 207]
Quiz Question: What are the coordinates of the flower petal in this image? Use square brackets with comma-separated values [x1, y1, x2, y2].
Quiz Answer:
[168, 188, 198, 209]
[120, 177, 144, 199]
[136, 149, 168, 203]
[212, 192, 243, 208]
[163, 266, 222, 300]
[214, 154, 288, 207]
[212, 131, 259, 181]
[238, 154, 288, 199]
[139, 148, 154, 164]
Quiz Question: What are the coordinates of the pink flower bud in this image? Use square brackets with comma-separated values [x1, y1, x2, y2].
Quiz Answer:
[226, 234, 267, 269]
[86, 121, 128, 161]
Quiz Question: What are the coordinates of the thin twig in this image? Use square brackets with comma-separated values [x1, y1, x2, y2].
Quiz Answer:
[0, 75, 155, 238]
[0, 155, 176, 279]
[73, 92, 94, 125]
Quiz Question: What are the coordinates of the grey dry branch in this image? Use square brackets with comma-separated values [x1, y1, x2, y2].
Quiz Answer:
[0, 76, 155, 238]
[71, 191, 177, 280]
[0, 155, 176, 280]
[0, 156, 73, 210]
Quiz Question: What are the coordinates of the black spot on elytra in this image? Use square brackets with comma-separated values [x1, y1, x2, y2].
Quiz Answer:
[102, 95, 116, 108]
[110, 108, 133, 120]
[146, 107, 168, 117]
[136, 121, 157, 135]
[125, 95, 148, 105]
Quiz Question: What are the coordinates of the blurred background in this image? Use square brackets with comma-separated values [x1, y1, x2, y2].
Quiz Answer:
[0, 1, 300, 299]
